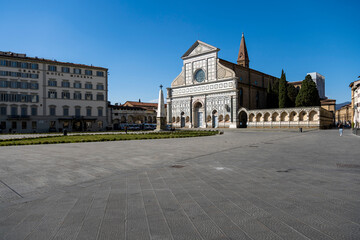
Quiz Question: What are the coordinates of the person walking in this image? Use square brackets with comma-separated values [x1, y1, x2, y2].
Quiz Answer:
[338, 122, 344, 136]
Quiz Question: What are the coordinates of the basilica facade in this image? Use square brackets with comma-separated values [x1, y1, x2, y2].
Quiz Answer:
[167, 34, 278, 128]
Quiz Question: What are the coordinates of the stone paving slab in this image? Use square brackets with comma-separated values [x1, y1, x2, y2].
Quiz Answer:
[0, 129, 359, 239]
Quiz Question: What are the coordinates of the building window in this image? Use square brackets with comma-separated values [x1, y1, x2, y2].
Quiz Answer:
[31, 63, 38, 69]
[48, 65, 57, 71]
[61, 81, 70, 88]
[97, 121, 103, 128]
[85, 70, 92, 75]
[96, 94, 104, 101]
[0, 121, 6, 130]
[62, 67, 70, 73]
[22, 121, 27, 129]
[96, 71, 104, 77]
[50, 121, 56, 128]
[21, 107, 27, 116]
[32, 121, 37, 129]
[12, 121, 17, 129]
[96, 84, 104, 90]
[63, 107, 69, 116]
[31, 95, 38, 103]
[75, 107, 81, 117]
[30, 82, 39, 89]
[74, 68, 81, 74]
[0, 93, 8, 101]
[98, 108, 103, 116]
[85, 93, 93, 100]
[74, 82, 81, 88]
[62, 91, 70, 99]
[20, 82, 28, 89]
[48, 91, 57, 99]
[0, 80, 8, 88]
[0, 106, 6, 115]
[11, 106, 17, 116]
[20, 94, 27, 102]
[49, 106, 56, 116]
[10, 81, 17, 88]
[74, 92, 81, 100]
[85, 83, 92, 89]
[86, 108, 92, 116]
[31, 107, 37, 116]
[48, 80, 57, 86]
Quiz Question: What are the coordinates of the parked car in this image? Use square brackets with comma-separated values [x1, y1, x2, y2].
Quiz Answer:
[127, 124, 141, 130]
[144, 124, 156, 130]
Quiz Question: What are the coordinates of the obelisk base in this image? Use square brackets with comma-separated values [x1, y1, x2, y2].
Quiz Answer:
[156, 117, 167, 131]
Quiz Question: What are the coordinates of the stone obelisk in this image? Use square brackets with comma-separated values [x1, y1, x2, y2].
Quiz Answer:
[156, 85, 167, 131]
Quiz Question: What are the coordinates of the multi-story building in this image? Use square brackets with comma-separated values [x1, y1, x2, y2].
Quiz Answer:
[350, 78, 360, 128]
[0, 51, 108, 133]
[109, 101, 163, 129]
[335, 103, 352, 125]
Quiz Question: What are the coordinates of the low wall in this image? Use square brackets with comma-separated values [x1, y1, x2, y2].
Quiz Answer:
[247, 106, 333, 129]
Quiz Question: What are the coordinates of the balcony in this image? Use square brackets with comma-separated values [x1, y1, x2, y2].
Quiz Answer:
[7, 115, 30, 120]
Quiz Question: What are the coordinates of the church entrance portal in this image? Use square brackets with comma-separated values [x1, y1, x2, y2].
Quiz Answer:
[212, 110, 218, 128]
[239, 111, 247, 128]
[194, 102, 203, 128]
[181, 112, 185, 128]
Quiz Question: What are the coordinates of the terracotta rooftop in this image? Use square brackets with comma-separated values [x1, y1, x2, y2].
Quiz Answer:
[289, 81, 303, 85]
[122, 101, 167, 110]
[218, 58, 278, 80]
[110, 105, 145, 111]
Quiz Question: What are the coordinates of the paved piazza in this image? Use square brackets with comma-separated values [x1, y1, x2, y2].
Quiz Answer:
[0, 129, 359, 240]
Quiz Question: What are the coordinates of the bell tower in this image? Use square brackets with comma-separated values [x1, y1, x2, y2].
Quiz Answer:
[237, 33, 250, 68]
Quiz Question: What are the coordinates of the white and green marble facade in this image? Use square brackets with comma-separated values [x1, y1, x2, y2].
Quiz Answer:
[167, 41, 239, 128]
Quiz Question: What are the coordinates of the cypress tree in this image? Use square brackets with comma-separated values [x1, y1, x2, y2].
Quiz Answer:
[279, 69, 288, 108]
[295, 75, 320, 107]
[266, 80, 274, 108]
[271, 78, 279, 108]
[287, 83, 298, 107]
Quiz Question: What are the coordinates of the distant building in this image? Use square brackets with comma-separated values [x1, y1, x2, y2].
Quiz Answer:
[336, 103, 352, 125]
[0, 51, 108, 133]
[109, 101, 167, 129]
[349, 78, 360, 128]
[307, 72, 325, 99]
[289, 72, 325, 99]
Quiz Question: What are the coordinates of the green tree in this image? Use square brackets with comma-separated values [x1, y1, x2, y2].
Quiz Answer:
[271, 78, 279, 108]
[279, 69, 288, 108]
[295, 75, 320, 107]
[287, 83, 298, 107]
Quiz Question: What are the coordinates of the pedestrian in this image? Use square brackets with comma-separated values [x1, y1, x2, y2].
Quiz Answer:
[124, 125, 128, 134]
[338, 122, 344, 136]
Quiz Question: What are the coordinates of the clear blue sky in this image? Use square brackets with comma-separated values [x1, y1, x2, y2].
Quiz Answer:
[1, 0, 359, 104]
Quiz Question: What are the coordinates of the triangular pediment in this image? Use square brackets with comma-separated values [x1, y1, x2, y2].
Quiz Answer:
[181, 40, 219, 59]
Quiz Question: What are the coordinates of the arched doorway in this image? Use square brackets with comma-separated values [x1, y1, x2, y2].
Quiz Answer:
[193, 102, 203, 128]
[180, 112, 185, 128]
[239, 111, 247, 128]
[212, 110, 218, 128]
